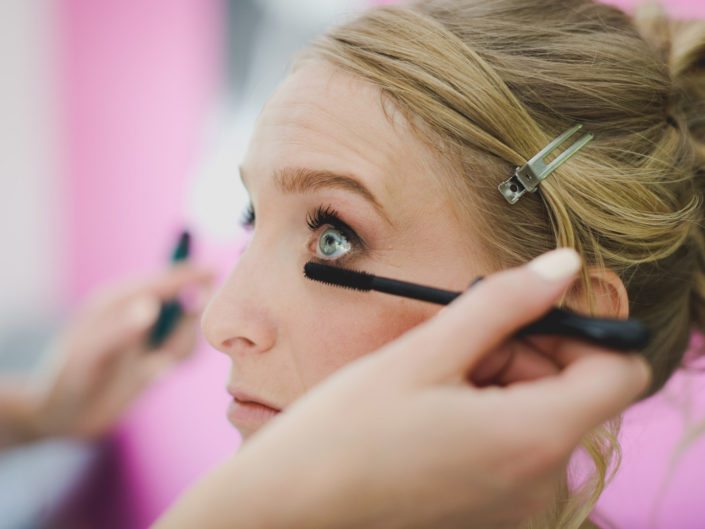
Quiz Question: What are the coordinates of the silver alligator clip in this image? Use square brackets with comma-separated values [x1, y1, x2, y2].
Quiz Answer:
[498, 124, 594, 204]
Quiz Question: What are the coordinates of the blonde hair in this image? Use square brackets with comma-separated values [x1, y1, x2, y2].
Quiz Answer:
[300, 0, 705, 527]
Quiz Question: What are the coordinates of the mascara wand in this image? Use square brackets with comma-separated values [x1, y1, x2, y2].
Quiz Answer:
[303, 261, 649, 352]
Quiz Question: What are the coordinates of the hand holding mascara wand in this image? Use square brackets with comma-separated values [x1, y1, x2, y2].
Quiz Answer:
[0, 232, 214, 449]
[304, 257, 649, 352]
[155, 249, 651, 529]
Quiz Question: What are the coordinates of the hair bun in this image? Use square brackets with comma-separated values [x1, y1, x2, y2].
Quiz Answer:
[633, 2, 673, 61]
[634, 3, 705, 156]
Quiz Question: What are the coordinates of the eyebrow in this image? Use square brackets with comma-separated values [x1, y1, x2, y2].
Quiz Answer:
[240, 166, 390, 224]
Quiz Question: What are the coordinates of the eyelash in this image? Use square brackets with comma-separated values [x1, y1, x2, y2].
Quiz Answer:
[240, 203, 255, 229]
[305, 205, 365, 254]
[239, 202, 365, 258]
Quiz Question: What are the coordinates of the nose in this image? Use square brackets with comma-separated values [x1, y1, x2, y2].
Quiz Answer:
[201, 244, 277, 357]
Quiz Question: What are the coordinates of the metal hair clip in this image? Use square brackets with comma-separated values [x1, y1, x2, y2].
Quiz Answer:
[498, 124, 594, 204]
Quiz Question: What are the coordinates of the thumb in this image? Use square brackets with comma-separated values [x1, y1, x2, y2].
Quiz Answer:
[376, 248, 583, 387]
[97, 294, 162, 348]
[522, 344, 651, 447]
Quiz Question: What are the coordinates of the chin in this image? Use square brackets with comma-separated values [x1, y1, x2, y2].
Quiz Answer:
[228, 410, 283, 443]
[228, 416, 265, 440]
[236, 428, 252, 442]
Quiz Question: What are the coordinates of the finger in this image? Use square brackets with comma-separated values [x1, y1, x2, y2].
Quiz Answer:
[92, 264, 216, 310]
[519, 334, 605, 369]
[92, 264, 213, 341]
[518, 347, 651, 446]
[148, 313, 201, 361]
[179, 282, 215, 316]
[140, 343, 197, 385]
[470, 340, 561, 386]
[73, 264, 215, 336]
[128, 263, 216, 301]
[547, 336, 616, 369]
[69, 294, 162, 359]
[137, 315, 202, 385]
[377, 248, 582, 386]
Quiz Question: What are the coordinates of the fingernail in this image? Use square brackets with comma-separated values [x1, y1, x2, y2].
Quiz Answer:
[528, 248, 581, 281]
[127, 296, 160, 328]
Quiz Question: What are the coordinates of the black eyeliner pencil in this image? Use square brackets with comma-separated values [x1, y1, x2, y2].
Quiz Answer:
[303, 261, 649, 352]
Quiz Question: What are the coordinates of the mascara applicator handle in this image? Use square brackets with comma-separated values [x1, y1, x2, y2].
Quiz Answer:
[516, 308, 650, 351]
[467, 277, 649, 351]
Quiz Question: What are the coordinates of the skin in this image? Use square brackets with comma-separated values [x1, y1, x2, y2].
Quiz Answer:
[201, 61, 496, 439]
[200, 60, 630, 441]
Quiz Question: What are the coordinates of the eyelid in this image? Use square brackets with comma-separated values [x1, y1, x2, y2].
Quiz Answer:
[306, 206, 366, 251]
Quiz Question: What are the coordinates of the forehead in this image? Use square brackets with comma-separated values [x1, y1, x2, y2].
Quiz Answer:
[243, 61, 448, 206]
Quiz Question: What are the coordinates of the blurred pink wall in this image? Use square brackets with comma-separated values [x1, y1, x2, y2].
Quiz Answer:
[606, 0, 705, 16]
[58, 0, 235, 527]
[58, 0, 705, 527]
[60, 0, 222, 300]
[592, 353, 705, 528]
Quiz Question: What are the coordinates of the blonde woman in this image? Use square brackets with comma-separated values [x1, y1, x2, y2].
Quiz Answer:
[161, 0, 704, 527]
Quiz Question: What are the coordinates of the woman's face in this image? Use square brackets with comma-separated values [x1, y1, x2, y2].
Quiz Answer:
[201, 61, 491, 439]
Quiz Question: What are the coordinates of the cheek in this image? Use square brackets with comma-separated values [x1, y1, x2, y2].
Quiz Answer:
[295, 296, 438, 388]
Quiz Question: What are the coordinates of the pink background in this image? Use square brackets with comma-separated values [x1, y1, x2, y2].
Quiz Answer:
[57, 0, 237, 526]
[56, 0, 705, 527]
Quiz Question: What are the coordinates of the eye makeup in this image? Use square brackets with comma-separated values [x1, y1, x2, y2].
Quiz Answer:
[306, 205, 366, 262]
[239, 201, 368, 263]
[240, 203, 255, 230]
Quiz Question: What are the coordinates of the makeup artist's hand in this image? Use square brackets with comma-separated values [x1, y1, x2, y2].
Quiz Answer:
[154, 249, 650, 529]
[0, 264, 214, 448]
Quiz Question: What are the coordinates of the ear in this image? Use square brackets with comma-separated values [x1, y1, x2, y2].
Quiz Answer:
[564, 267, 629, 319]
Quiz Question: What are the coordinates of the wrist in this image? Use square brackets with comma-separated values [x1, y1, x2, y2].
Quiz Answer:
[0, 380, 44, 449]
[154, 430, 373, 529]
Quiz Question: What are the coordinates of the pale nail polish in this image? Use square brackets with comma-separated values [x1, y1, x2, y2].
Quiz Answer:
[528, 248, 581, 281]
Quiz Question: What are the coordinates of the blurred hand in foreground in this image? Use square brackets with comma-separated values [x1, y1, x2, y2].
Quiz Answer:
[0, 264, 214, 449]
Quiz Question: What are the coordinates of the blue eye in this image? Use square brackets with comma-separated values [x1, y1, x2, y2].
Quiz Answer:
[317, 228, 352, 259]
[306, 205, 364, 262]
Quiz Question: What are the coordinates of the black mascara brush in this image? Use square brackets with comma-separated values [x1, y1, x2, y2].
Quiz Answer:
[303, 261, 649, 352]
[305, 262, 460, 305]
